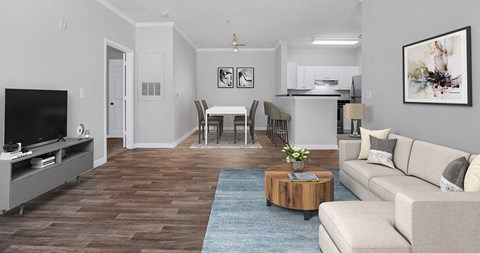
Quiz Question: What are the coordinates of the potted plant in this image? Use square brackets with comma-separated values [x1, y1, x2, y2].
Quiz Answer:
[282, 144, 310, 171]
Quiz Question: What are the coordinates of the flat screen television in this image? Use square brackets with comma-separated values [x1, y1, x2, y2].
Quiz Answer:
[4, 89, 68, 148]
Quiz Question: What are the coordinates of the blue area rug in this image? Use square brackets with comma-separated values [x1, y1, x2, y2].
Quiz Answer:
[202, 169, 359, 253]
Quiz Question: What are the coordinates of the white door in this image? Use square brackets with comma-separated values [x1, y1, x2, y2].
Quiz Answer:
[108, 59, 124, 138]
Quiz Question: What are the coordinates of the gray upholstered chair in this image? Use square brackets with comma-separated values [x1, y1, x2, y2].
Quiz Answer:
[233, 100, 259, 144]
[194, 101, 221, 144]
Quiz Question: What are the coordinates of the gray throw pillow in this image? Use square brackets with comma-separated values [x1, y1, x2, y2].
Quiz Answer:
[441, 157, 469, 192]
[367, 135, 397, 168]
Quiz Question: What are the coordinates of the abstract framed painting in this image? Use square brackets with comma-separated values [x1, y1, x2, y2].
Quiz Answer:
[403, 26, 471, 106]
[236, 67, 254, 88]
[217, 67, 234, 88]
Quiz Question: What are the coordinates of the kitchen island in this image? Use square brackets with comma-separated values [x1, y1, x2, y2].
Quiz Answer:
[275, 95, 338, 149]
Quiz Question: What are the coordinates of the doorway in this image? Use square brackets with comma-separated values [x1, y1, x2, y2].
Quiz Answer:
[104, 39, 134, 162]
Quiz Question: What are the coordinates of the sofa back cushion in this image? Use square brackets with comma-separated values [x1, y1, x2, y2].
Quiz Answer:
[408, 141, 470, 187]
[388, 134, 414, 174]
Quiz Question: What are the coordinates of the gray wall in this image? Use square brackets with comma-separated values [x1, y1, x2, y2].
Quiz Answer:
[0, 0, 135, 163]
[173, 29, 197, 141]
[135, 26, 174, 144]
[288, 48, 359, 66]
[362, 0, 480, 153]
[196, 50, 276, 128]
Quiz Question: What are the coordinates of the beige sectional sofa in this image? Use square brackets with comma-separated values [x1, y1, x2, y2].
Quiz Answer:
[319, 133, 480, 253]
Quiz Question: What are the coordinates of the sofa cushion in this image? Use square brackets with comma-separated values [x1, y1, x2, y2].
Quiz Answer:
[343, 160, 405, 189]
[367, 136, 397, 168]
[319, 201, 410, 253]
[408, 141, 470, 187]
[440, 157, 468, 192]
[358, 127, 391, 159]
[388, 134, 414, 174]
[370, 176, 439, 201]
[465, 156, 480, 192]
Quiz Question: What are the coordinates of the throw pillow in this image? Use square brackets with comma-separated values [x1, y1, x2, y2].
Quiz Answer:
[464, 156, 480, 192]
[367, 136, 397, 168]
[357, 127, 391, 159]
[440, 157, 469, 192]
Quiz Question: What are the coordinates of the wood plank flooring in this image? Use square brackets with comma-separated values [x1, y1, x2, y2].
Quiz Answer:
[0, 131, 338, 252]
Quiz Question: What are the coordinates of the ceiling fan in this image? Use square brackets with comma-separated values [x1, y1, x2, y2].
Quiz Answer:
[232, 33, 245, 52]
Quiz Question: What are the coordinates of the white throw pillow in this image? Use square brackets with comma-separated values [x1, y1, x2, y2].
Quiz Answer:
[464, 156, 480, 192]
[357, 127, 391, 160]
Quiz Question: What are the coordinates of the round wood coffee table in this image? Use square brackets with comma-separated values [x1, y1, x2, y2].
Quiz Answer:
[264, 164, 334, 220]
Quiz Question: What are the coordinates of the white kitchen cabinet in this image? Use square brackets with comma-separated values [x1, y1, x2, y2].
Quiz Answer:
[315, 66, 339, 81]
[295, 66, 314, 90]
[337, 66, 360, 90]
[287, 62, 298, 89]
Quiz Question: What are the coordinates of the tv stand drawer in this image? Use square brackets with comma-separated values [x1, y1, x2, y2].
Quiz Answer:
[10, 169, 48, 208]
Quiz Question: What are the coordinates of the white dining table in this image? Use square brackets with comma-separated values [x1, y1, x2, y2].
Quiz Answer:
[205, 106, 248, 145]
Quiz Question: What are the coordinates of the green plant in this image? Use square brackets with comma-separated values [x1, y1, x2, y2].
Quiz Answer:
[282, 144, 310, 164]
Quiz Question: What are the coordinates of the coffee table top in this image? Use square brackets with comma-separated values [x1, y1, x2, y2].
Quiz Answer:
[265, 164, 334, 183]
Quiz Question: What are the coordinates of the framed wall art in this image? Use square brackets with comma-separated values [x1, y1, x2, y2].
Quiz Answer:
[236, 67, 254, 88]
[217, 67, 234, 88]
[403, 26, 471, 106]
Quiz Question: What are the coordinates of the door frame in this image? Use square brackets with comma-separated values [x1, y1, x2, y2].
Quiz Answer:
[103, 38, 134, 154]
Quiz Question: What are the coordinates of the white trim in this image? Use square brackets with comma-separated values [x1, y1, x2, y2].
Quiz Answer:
[173, 128, 197, 146]
[174, 25, 197, 49]
[94, 157, 107, 168]
[135, 127, 196, 149]
[95, 0, 136, 26]
[104, 38, 135, 158]
[135, 143, 176, 149]
[136, 22, 175, 27]
[288, 142, 338, 150]
[275, 40, 282, 50]
[197, 48, 275, 52]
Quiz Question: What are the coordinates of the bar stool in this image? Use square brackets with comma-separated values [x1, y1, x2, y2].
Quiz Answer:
[263, 101, 271, 138]
[268, 103, 290, 147]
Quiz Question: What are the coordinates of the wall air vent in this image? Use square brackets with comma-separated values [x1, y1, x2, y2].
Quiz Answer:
[141, 82, 161, 96]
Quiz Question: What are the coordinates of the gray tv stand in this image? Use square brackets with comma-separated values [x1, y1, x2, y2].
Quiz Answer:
[0, 138, 94, 215]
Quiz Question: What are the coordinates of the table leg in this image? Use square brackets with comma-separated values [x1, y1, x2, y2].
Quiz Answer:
[266, 199, 272, 206]
[244, 111, 247, 145]
[303, 210, 315, 220]
[205, 112, 208, 145]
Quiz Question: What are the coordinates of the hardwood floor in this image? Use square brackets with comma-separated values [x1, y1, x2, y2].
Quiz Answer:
[107, 138, 126, 160]
[0, 131, 339, 252]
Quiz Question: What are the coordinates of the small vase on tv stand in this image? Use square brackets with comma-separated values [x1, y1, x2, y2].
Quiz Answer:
[292, 161, 305, 171]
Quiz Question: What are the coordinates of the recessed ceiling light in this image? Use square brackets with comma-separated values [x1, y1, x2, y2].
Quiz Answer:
[160, 11, 169, 17]
[312, 38, 359, 45]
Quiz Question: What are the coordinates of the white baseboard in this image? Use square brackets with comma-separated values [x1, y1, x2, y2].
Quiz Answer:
[288, 142, 338, 150]
[94, 157, 107, 168]
[134, 127, 196, 149]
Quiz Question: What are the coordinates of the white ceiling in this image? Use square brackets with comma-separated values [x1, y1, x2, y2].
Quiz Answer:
[102, 0, 361, 49]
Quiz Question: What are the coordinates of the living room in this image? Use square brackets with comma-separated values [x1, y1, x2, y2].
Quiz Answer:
[1, 0, 480, 252]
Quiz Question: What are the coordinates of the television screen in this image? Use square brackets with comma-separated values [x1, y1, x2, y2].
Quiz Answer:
[4, 89, 68, 147]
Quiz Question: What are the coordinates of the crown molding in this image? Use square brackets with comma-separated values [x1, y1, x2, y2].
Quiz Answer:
[274, 40, 282, 50]
[173, 25, 197, 49]
[95, 0, 136, 26]
[135, 22, 175, 27]
[197, 48, 275, 52]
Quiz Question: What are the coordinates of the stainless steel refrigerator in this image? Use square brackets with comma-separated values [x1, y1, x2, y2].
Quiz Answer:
[350, 75, 362, 103]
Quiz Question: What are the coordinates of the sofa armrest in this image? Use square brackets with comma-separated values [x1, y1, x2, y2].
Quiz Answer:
[395, 192, 480, 252]
[338, 140, 361, 171]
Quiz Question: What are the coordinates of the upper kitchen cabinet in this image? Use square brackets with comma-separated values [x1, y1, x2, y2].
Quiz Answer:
[315, 66, 339, 81]
[337, 66, 360, 90]
[295, 66, 315, 90]
[287, 62, 298, 89]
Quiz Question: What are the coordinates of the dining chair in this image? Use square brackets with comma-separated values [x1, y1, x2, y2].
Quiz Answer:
[233, 100, 259, 144]
[201, 100, 223, 134]
[194, 101, 221, 144]
[264, 101, 272, 140]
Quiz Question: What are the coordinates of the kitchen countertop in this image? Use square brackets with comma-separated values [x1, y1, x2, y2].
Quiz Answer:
[276, 94, 341, 97]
